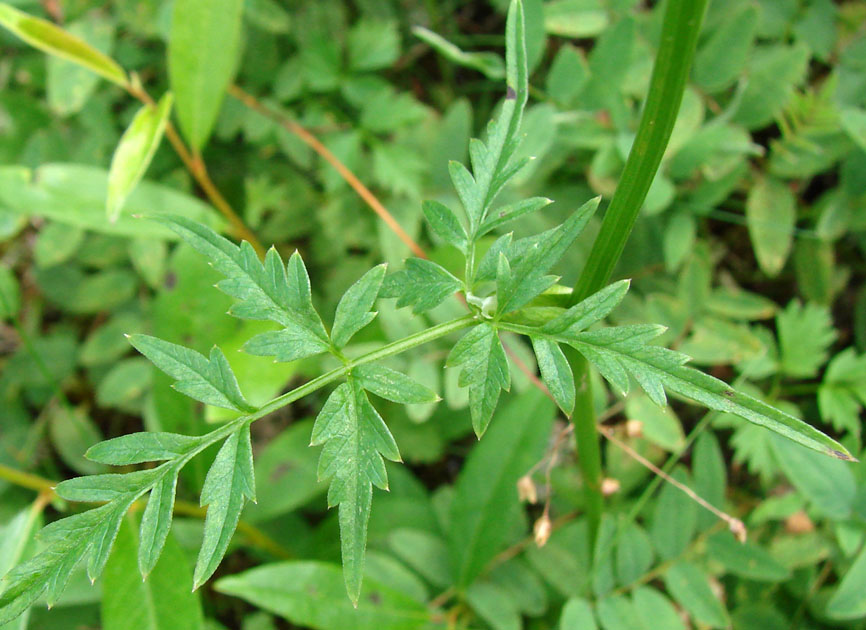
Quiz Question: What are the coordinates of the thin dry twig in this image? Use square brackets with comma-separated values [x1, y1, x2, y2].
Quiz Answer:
[227, 85, 427, 259]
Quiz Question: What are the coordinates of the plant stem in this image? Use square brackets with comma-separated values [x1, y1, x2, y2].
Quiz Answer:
[566, 0, 708, 555]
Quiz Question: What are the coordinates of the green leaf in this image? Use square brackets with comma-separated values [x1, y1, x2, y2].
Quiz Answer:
[194, 423, 256, 589]
[422, 200, 468, 252]
[380, 258, 462, 314]
[348, 19, 400, 71]
[827, 543, 866, 620]
[625, 393, 684, 452]
[650, 466, 696, 560]
[0, 164, 223, 240]
[544, 1, 608, 38]
[138, 468, 180, 578]
[0, 3, 126, 86]
[818, 348, 866, 434]
[777, 300, 836, 379]
[560, 597, 598, 630]
[387, 529, 451, 588]
[0, 497, 142, 624]
[449, 390, 555, 586]
[411, 26, 505, 79]
[495, 197, 599, 314]
[733, 43, 810, 130]
[692, 4, 757, 92]
[164, 216, 326, 330]
[543, 280, 630, 335]
[55, 468, 162, 503]
[106, 93, 173, 222]
[310, 379, 401, 603]
[331, 265, 387, 349]
[168, 0, 244, 151]
[705, 531, 790, 582]
[47, 406, 107, 475]
[770, 433, 856, 520]
[559, 325, 853, 460]
[478, 196, 552, 237]
[663, 562, 729, 629]
[631, 587, 686, 630]
[128, 334, 252, 412]
[86, 432, 201, 465]
[446, 323, 511, 436]
[466, 582, 521, 630]
[215, 561, 432, 629]
[102, 519, 203, 630]
[615, 523, 653, 587]
[354, 364, 439, 405]
[692, 432, 726, 530]
[746, 176, 796, 277]
[531, 337, 574, 415]
[0, 264, 20, 321]
[840, 107, 866, 152]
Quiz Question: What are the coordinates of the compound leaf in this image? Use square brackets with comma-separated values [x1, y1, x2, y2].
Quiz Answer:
[310, 379, 401, 603]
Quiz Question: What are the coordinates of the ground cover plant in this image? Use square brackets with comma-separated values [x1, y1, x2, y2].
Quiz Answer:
[0, 0, 865, 629]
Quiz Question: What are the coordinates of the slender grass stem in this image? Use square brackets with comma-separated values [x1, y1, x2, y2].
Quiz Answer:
[566, 0, 708, 555]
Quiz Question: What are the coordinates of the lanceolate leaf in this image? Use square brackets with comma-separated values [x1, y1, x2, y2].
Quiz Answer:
[0, 2, 126, 86]
[310, 379, 401, 603]
[446, 323, 511, 436]
[495, 197, 599, 314]
[531, 337, 574, 415]
[139, 468, 180, 578]
[160, 216, 330, 356]
[549, 325, 854, 460]
[477, 196, 552, 237]
[128, 334, 253, 412]
[380, 258, 462, 314]
[85, 431, 201, 465]
[106, 93, 173, 222]
[331, 265, 387, 349]
[354, 363, 439, 404]
[422, 200, 468, 251]
[541, 279, 630, 335]
[168, 0, 244, 151]
[194, 423, 256, 589]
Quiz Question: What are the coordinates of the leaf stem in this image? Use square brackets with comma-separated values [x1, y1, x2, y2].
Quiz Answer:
[566, 0, 707, 556]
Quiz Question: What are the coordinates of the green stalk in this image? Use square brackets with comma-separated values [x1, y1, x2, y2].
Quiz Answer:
[567, 0, 708, 555]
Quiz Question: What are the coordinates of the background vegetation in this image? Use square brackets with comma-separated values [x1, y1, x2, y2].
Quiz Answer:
[1, 0, 865, 629]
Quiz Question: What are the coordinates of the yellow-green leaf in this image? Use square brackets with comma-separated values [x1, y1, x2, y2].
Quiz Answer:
[0, 2, 126, 86]
[107, 93, 173, 222]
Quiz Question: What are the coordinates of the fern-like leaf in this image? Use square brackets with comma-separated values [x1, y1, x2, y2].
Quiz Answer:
[310, 378, 401, 604]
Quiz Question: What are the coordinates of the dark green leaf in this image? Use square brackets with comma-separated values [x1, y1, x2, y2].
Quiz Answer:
[86, 432, 201, 465]
[663, 562, 729, 629]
